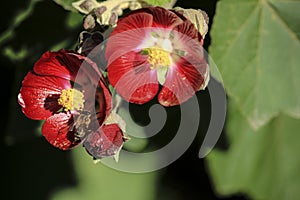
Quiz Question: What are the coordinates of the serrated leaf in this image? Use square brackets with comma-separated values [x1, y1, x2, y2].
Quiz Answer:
[206, 100, 300, 199]
[209, 0, 300, 129]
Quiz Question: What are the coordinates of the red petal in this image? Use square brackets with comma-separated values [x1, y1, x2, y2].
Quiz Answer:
[170, 30, 208, 90]
[74, 58, 112, 124]
[147, 6, 183, 28]
[34, 50, 82, 81]
[85, 84, 112, 129]
[18, 72, 70, 120]
[72, 57, 112, 121]
[105, 13, 153, 63]
[113, 12, 153, 32]
[83, 124, 124, 159]
[172, 30, 204, 60]
[42, 113, 81, 150]
[158, 57, 205, 106]
[173, 19, 199, 40]
[68, 52, 104, 85]
[107, 51, 158, 104]
[97, 78, 112, 124]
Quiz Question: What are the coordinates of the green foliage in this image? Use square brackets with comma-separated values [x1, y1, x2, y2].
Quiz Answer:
[54, 0, 172, 12]
[4, 0, 300, 199]
[66, 11, 84, 28]
[207, 0, 300, 199]
[53, 0, 80, 12]
[1, 1, 82, 65]
[207, 100, 300, 199]
[51, 148, 158, 200]
[0, 0, 38, 45]
[144, 0, 170, 6]
[209, 0, 300, 129]
[3, 47, 28, 62]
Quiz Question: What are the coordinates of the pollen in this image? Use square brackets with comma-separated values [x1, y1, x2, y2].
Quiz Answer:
[58, 88, 84, 111]
[147, 47, 171, 67]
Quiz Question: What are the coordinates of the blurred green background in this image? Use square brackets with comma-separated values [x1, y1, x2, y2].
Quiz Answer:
[2, 0, 300, 200]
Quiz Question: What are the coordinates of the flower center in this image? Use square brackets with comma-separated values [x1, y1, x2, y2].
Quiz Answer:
[147, 47, 171, 67]
[58, 88, 84, 111]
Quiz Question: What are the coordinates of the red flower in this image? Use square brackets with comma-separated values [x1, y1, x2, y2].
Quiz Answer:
[105, 6, 209, 106]
[18, 49, 113, 150]
[83, 123, 127, 160]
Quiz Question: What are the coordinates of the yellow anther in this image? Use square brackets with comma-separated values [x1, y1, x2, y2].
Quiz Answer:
[58, 88, 84, 111]
[147, 47, 171, 67]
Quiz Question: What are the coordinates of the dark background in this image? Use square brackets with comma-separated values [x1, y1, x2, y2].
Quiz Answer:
[2, 0, 250, 199]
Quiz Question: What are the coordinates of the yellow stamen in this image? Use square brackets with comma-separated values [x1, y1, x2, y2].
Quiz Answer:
[58, 88, 84, 111]
[147, 47, 171, 67]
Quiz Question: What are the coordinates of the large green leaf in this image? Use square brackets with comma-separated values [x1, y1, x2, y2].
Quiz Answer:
[206, 100, 300, 199]
[209, 0, 300, 129]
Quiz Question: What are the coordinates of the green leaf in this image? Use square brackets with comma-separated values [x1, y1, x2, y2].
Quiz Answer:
[53, 0, 80, 12]
[66, 11, 83, 28]
[206, 100, 300, 199]
[209, 0, 300, 129]
[0, 0, 38, 45]
[50, 147, 157, 200]
[3, 47, 28, 62]
[143, 0, 171, 6]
